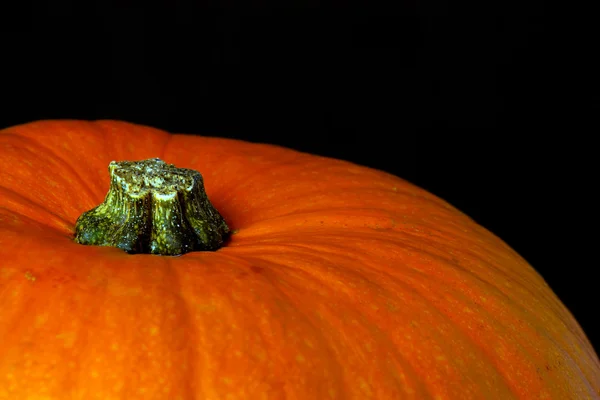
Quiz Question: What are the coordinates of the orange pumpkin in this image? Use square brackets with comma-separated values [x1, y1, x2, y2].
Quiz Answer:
[0, 120, 598, 399]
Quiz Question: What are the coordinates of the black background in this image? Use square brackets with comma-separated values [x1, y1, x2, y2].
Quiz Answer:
[2, 3, 596, 353]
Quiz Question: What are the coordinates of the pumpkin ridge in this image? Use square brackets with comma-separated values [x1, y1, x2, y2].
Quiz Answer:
[158, 125, 173, 166]
[212, 155, 310, 203]
[226, 255, 353, 399]
[240, 251, 513, 398]
[305, 214, 556, 317]
[0, 189, 74, 234]
[232, 226, 588, 360]
[0, 132, 100, 203]
[161, 255, 198, 398]
[94, 120, 173, 163]
[172, 253, 348, 399]
[334, 233, 582, 348]
[246, 242, 597, 397]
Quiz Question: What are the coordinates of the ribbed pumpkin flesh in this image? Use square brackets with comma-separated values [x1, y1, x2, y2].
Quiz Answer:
[0, 120, 598, 399]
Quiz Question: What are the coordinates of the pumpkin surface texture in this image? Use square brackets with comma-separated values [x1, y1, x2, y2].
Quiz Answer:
[0, 120, 598, 400]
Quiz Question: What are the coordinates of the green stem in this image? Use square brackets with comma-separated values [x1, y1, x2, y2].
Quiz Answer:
[74, 158, 229, 256]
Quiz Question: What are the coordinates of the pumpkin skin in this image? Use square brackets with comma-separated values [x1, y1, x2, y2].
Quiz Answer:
[0, 120, 598, 400]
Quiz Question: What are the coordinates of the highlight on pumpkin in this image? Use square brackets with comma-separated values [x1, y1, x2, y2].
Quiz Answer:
[74, 158, 229, 255]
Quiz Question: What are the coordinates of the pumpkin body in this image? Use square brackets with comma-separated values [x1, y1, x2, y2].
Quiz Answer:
[0, 120, 598, 399]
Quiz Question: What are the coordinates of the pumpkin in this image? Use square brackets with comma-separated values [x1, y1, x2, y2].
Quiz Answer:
[0, 120, 598, 399]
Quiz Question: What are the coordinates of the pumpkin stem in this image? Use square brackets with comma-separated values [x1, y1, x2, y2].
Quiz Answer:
[74, 158, 229, 256]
